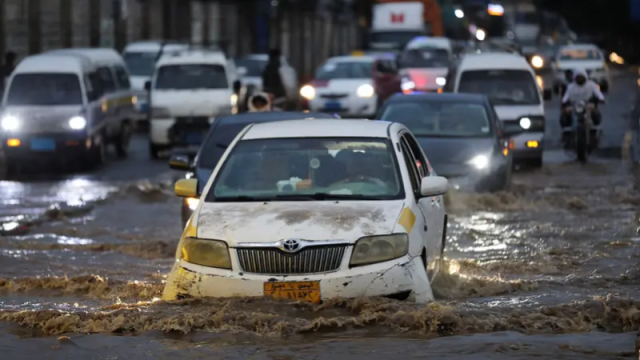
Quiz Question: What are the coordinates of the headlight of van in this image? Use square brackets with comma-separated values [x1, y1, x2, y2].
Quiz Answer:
[180, 238, 231, 269]
[68, 116, 86, 130]
[1, 115, 20, 131]
[350, 234, 408, 266]
[151, 107, 170, 118]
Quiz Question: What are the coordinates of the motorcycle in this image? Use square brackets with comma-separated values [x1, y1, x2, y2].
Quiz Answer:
[562, 100, 602, 163]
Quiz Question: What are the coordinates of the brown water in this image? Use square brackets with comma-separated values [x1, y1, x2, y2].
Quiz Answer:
[1, 158, 639, 359]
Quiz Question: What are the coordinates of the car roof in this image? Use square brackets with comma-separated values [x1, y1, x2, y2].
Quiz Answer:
[406, 36, 452, 50]
[124, 41, 189, 52]
[216, 111, 336, 127]
[386, 92, 489, 103]
[47, 48, 125, 65]
[458, 52, 532, 71]
[242, 119, 392, 140]
[157, 49, 227, 65]
[14, 54, 93, 74]
[327, 55, 376, 63]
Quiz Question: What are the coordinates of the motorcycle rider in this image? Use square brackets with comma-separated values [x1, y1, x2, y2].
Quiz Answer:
[560, 68, 605, 144]
[261, 48, 287, 110]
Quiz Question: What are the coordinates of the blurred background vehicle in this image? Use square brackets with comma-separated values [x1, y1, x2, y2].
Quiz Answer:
[399, 36, 453, 93]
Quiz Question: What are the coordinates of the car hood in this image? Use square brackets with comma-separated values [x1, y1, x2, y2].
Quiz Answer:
[152, 89, 233, 116]
[416, 136, 494, 167]
[195, 200, 405, 243]
[316, 79, 373, 95]
[3, 105, 84, 133]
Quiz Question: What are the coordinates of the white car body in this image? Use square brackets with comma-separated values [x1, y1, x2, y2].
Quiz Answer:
[306, 56, 378, 117]
[552, 44, 610, 88]
[163, 119, 449, 303]
[148, 49, 237, 152]
[450, 52, 546, 164]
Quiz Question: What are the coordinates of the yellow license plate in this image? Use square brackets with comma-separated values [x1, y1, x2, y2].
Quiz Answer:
[264, 281, 320, 303]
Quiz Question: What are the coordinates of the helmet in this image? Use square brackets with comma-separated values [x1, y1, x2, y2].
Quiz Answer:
[248, 92, 271, 112]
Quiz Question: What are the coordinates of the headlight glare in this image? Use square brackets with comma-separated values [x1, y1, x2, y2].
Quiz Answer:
[356, 84, 375, 98]
[401, 78, 415, 91]
[300, 85, 315, 100]
[436, 77, 446, 86]
[68, 116, 86, 129]
[468, 154, 489, 169]
[350, 234, 408, 266]
[519, 117, 531, 129]
[531, 55, 543, 68]
[230, 94, 238, 106]
[186, 197, 199, 210]
[180, 238, 231, 269]
[1, 115, 19, 130]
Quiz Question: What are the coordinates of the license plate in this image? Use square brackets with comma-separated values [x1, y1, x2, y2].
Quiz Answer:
[30, 138, 55, 151]
[264, 281, 320, 303]
[324, 101, 341, 110]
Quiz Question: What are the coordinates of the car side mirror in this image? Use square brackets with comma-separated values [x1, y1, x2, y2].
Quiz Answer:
[420, 176, 448, 197]
[169, 154, 191, 170]
[174, 178, 198, 198]
[543, 89, 552, 101]
[144, 81, 151, 91]
[233, 80, 241, 93]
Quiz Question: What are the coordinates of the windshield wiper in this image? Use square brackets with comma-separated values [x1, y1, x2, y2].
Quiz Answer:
[274, 193, 377, 200]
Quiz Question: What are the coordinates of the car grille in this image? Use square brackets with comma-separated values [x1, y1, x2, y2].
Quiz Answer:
[320, 94, 349, 99]
[236, 245, 347, 275]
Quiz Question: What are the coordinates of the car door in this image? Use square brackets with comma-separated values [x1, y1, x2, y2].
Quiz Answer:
[401, 131, 445, 264]
[84, 71, 106, 138]
[113, 65, 138, 121]
[95, 65, 120, 137]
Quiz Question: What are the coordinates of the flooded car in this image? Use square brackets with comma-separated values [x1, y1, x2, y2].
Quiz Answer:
[378, 93, 520, 191]
[163, 119, 448, 303]
[168, 111, 339, 228]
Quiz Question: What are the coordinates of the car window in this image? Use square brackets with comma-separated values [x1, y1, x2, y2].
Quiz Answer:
[399, 48, 450, 68]
[315, 61, 373, 80]
[6, 73, 84, 106]
[458, 69, 540, 105]
[234, 58, 267, 77]
[123, 51, 158, 77]
[97, 66, 117, 93]
[399, 138, 420, 193]
[558, 48, 602, 61]
[155, 64, 229, 90]
[86, 71, 103, 101]
[205, 137, 404, 201]
[402, 133, 429, 177]
[113, 66, 131, 89]
[380, 102, 492, 137]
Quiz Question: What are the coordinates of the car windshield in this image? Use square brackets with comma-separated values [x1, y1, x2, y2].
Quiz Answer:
[155, 64, 228, 90]
[234, 58, 267, 77]
[399, 48, 450, 68]
[558, 48, 602, 61]
[380, 102, 491, 137]
[315, 62, 373, 80]
[458, 70, 540, 105]
[6, 73, 83, 106]
[370, 31, 426, 47]
[123, 51, 158, 77]
[206, 138, 403, 201]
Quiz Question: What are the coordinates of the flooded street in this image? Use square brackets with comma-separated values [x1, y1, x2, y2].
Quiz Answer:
[1, 70, 639, 359]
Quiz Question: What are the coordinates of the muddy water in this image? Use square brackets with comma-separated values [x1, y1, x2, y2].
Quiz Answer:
[0, 159, 639, 359]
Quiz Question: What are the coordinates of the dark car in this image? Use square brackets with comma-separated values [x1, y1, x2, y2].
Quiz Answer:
[376, 92, 521, 192]
[169, 111, 339, 227]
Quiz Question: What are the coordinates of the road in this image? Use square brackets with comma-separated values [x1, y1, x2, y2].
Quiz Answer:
[0, 69, 639, 359]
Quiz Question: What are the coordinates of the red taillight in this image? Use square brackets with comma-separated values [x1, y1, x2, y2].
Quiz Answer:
[311, 80, 329, 88]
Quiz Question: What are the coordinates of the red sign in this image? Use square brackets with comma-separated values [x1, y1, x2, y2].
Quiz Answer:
[390, 13, 404, 23]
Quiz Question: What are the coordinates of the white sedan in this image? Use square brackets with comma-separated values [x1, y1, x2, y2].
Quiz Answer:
[163, 119, 449, 303]
[552, 44, 611, 93]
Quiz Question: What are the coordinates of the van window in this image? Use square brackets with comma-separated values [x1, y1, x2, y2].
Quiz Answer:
[113, 66, 131, 89]
[399, 48, 450, 68]
[155, 64, 229, 90]
[97, 66, 117, 93]
[458, 69, 540, 105]
[123, 51, 158, 77]
[86, 72, 104, 101]
[6, 73, 84, 106]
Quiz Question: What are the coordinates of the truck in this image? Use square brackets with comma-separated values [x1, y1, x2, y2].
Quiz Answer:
[367, 0, 443, 51]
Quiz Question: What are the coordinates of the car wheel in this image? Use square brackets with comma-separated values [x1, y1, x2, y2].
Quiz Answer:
[115, 121, 133, 158]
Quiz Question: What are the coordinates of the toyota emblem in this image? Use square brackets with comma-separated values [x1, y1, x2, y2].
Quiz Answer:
[282, 239, 301, 253]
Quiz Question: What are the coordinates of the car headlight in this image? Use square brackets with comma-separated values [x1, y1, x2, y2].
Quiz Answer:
[350, 234, 408, 266]
[186, 197, 199, 210]
[356, 84, 375, 98]
[68, 116, 86, 130]
[475, 29, 486, 41]
[1, 115, 19, 131]
[436, 77, 446, 86]
[401, 77, 415, 91]
[180, 237, 231, 269]
[468, 154, 489, 169]
[230, 93, 238, 106]
[531, 55, 543, 68]
[300, 85, 315, 100]
[151, 107, 170, 118]
[519, 117, 531, 129]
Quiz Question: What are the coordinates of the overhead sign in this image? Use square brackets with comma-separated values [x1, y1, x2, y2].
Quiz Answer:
[372, 3, 424, 31]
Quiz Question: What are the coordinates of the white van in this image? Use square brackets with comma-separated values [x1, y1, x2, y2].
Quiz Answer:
[1, 52, 134, 173]
[400, 37, 454, 92]
[444, 52, 551, 167]
[146, 48, 238, 158]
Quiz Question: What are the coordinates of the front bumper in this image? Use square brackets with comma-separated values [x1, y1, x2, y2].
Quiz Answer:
[510, 131, 544, 159]
[2, 132, 92, 162]
[309, 96, 378, 118]
[162, 254, 433, 303]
